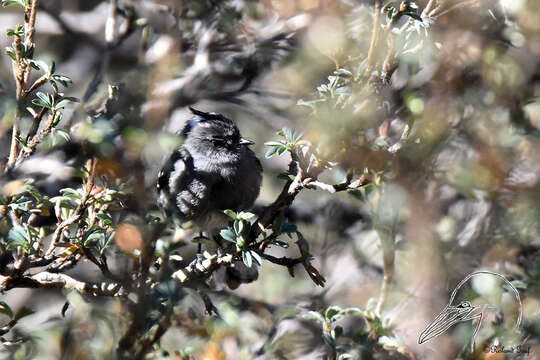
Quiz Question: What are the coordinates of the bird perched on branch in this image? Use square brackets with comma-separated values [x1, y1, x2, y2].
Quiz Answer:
[157, 107, 262, 232]
[157, 107, 262, 288]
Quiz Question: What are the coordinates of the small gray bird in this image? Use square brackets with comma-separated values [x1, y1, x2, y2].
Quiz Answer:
[157, 107, 262, 234]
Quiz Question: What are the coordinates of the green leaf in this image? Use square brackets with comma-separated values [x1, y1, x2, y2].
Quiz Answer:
[16, 182, 42, 201]
[242, 250, 252, 268]
[2, 0, 26, 8]
[365, 297, 378, 313]
[334, 68, 353, 78]
[99, 231, 115, 255]
[54, 99, 71, 111]
[31, 98, 50, 109]
[6, 24, 23, 37]
[96, 212, 113, 226]
[53, 112, 63, 126]
[7, 226, 29, 247]
[60, 188, 81, 198]
[29, 60, 41, 70]
[84, 228, 105, 245]
[219, 229, 236, 243]
[264, 141, 284, 147]
[332, 325, 343, 338]
[33, 92, 53, 109]
[236, 211, 256, 222]
[55, 129, 71, 142]
[52, 75, 73, 87]
[5, 46, 16, 61]
[60, 96, 79, 103]
[250, 250, 262, 266]
[325, 306, 341, 321]
[283, 128, 293, 142]
[0, 301, 13, 319]
[292, 131, 303, 144]
[233, 219, 243, 234]
[50, 79, 59, 93]
[297, 98, 325, 109]
[265, 146, 279, 158]
[30, 60, 48, 73]
[223, 209, 237, 219]
[302, 311, 325, 323]
[236, 235, 245, 249]
[340, 307, 365, 317]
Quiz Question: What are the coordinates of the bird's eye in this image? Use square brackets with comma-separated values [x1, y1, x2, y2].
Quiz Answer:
[209, 137, 226, 146]
[458, 301, 472, 308]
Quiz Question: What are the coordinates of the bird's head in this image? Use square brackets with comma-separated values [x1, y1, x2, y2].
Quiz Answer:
[418, 271, 522, 348]
[182, 107, 254, 151]
[418, 300, 487, 345]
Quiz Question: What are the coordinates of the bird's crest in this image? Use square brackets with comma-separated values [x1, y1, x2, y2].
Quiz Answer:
[181, 107, 234, 137]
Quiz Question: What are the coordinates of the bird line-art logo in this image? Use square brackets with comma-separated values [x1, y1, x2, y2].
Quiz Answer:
[418, 270, 522, 352]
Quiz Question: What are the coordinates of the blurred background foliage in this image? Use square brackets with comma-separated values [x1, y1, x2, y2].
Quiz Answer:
[0, 0, 540, 359]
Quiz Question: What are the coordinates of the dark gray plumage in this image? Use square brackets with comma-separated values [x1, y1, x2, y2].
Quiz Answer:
[157, 107, 262, 233]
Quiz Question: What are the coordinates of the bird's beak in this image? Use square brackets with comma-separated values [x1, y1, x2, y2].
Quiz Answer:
[418, 305, 477, 344]
[239, 138, 255, 146]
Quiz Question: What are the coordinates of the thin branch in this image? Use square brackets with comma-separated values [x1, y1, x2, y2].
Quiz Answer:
[365, 0, 383, 75]
[172, 253, 234, 284]
[46, 158, 98, 256]
[37, 3, 103, 49]
[260, 253, 302, 268]
[6, 0, 40, 172]
[307, 174, 371, 194]
[23, 0, 40, 83]
[429, 0, 481, 18]
[105, 0, 118, 44]
[0, 272, 124, 297]
[81, 6, 136, 103]
[422, 0, 438, 17]
[23, 74, 48, 98]
[135, 304, 173, 360]
[23, 106, 48, 146]
[374, 224, 395, 315]
[16, 110, 56, 163]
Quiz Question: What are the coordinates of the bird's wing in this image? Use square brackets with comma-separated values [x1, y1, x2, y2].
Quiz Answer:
[157, 147, 193, 219]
